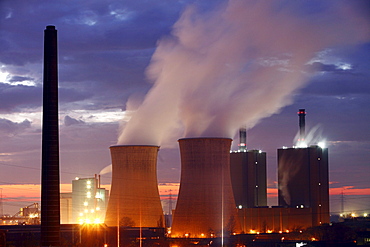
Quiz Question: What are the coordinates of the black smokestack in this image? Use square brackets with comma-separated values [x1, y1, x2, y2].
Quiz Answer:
[238, 127, 247, 151]
[41, 25, 60, 247]
[298, 109, 306, 143]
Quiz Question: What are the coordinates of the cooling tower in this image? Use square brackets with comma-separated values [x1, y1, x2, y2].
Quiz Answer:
[105, 145, 164, 228]
[171, 138, 241, 238]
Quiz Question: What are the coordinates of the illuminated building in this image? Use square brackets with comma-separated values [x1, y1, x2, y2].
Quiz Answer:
[171, 138, 241, 238]
[72, 175, 108, 224]
[278, 145, 329, 225]
[104, 145, 164, 227]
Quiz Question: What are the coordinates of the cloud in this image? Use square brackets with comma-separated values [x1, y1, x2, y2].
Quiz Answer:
[8, 75, 35, 83]
[118, 0, 370, 146]
[0, 118, 31, 135]
[0, 83, 41, 113]
[64, 115, 85, 126]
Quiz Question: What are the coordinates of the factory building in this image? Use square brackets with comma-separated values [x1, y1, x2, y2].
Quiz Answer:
[277, 109, 329, 225]
[171, 138, 241, 238]
[72, 176, 108, 224]
[59, 175, 109, 224]
[104, 145, 164, 228]
[230, 128, 267, 209]
[235, 109, 329, 232]
[277, 145, 329, 225]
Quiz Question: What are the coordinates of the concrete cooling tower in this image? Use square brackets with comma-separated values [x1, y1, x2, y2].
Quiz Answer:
[105, 145, 164, 227]
[171, 138, 241, 238]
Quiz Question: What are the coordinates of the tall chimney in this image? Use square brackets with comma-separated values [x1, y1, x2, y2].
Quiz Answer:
[171, 138, 241, 238]
[41, 25, 60, 247]
[238, 127, 247, 151]
[105, 145, 164, 227]
[298, 109, 306, 143]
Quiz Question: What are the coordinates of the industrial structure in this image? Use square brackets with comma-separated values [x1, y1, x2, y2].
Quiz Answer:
[41, 25, 60, 246]
[230, 128, 267, 209]
[72, 175, 108, 224]
[236, 109, 330, 233]
[171, 138, 241, 238]
[0, 203, 40, 225]
[277, 145, 329, 225]
[277, 109, 329, 225]
[104, 145, 164, 228]
[60, 175, 109, 224]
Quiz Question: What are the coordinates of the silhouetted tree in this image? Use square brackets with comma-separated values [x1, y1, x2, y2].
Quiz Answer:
[120, 216, 135, 227]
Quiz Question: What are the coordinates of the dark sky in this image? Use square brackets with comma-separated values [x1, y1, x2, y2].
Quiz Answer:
[0, 0, 369, 215]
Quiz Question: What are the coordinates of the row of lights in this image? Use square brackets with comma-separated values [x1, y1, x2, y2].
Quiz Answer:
[340, 213, 368, 217]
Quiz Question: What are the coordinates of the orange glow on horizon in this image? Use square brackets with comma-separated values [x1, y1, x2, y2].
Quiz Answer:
[1, 183, 369, 203]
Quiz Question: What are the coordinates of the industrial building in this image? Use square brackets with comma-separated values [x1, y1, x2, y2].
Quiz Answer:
[171, 138, 242, 238]
[230, 128, 267, 209]
[277, 109, 329, 226]
[60, 176, 109, 224]
[104, 145, 164, 228]
[72, 175, 108, 224]
[277, 145, 329, 225]
[234, 109, 330, 232]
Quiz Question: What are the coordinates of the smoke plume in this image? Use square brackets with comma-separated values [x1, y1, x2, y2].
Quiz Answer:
[118, 0, 370, 145]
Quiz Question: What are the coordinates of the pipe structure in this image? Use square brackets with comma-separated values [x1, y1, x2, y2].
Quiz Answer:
[105, 145, 164, 227]
[298, 109, 306, 143]
[238, 127, 247, 151]
[171, 138, 241, 238]
[41, 25, 60, 247]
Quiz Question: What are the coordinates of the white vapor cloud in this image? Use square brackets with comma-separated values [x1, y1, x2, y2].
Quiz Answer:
[118, 0, 370, 146]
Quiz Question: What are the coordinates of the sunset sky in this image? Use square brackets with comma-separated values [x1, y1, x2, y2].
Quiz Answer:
[0, 0, 369, 216]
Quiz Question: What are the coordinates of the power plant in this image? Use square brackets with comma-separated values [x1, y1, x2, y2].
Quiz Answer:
[171, 138, 241, 238]
[104, 145, 164, 228]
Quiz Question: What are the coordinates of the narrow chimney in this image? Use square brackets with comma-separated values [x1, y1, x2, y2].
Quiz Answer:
[41, 25, 60, 247]
[238, 127, 247, 151]
[298, 109, 306, 143]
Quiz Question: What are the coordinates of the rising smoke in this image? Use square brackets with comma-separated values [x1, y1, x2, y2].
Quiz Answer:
[118, 0, 370, 146]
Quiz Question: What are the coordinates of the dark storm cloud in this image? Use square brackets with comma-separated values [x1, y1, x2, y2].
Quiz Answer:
[0, 118, 31, 134]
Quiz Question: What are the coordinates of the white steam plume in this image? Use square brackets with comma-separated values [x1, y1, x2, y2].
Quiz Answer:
[118, 0, 370, 145]
[99, 164, 112, 175]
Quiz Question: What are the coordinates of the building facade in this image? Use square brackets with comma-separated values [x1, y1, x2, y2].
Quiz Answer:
[71, 176, 108, 224]
[230, 150, 267, 209]
[277, 145, 329, 225]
